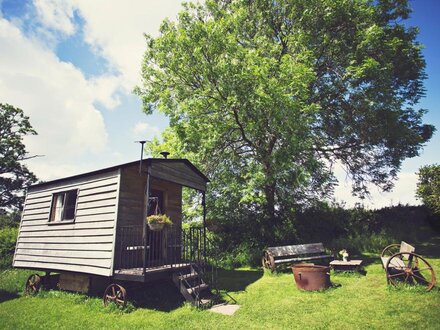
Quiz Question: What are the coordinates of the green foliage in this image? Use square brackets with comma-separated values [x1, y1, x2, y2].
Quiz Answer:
[213, 204, 432, 267]
[0, 227, 18, 269]
[215, 243, 263, 269]
[0, 211, 20, 228]
[416, 164, 440, 216]
[0, 103, 38, 212]
[138, 0, 434, 246]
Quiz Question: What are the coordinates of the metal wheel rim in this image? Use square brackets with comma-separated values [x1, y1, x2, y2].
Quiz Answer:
[381, 244, 401, 258]
[386, 252, 436, 291]
[103, 284, 127, 308]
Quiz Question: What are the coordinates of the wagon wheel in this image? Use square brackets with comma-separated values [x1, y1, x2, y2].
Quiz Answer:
[385, 252, 436, 291]
[263, 252, 275, 272]
[103, 284, 127, 308]
[262, 252, 270, 269]
[25, 274, 41, 295]
[381, 244, 401, 258]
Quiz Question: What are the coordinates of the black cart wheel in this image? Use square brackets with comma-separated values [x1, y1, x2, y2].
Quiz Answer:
[25, 274, 41, 295]
[103, 283, 127, 308]
[385, 252, 436, 291]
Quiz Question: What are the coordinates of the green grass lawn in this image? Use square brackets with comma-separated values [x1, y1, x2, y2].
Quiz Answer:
[1, 243, 440, 329]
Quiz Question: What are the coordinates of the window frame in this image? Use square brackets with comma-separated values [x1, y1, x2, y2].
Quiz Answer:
[47, 189, 79, 225]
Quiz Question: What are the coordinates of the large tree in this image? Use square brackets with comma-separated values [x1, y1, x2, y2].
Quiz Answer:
[0, 103, 38, 212]
[137, 0, 434, 242]
[416, 164, 440, 216]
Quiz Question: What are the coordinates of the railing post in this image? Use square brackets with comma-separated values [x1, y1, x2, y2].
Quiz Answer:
[142, 163, 151, 276]
[202, 192, 207, 266]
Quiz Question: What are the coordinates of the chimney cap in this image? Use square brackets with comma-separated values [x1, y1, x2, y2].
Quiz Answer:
[160, 151, 170, 159]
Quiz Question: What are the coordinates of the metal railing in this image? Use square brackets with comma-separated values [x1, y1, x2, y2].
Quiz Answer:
[116, 225, 207, 271]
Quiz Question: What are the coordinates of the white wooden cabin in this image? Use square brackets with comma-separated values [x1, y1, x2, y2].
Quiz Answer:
[13, 158, 209, 283]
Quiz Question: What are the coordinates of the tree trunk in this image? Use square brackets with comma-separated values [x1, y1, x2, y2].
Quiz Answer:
[262, 160, 276, 222]
[264, 183, 276, 221]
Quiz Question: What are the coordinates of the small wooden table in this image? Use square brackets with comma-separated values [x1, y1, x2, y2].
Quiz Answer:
[330, 260, 363, 272]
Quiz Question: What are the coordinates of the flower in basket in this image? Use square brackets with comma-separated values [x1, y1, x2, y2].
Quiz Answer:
[339, 249, 349, 262]
[146, 214, 173, 231]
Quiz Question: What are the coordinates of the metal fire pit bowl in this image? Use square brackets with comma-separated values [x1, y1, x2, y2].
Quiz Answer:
[292, 263, 331, 291]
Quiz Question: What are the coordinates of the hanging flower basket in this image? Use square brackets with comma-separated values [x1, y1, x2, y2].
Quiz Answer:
[146, 214, 172, 231]
[148, 222, 165, 231]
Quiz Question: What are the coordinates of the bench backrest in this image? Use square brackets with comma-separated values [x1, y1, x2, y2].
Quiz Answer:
[267, 243, 325, 257]
[399, 241, 415, 253]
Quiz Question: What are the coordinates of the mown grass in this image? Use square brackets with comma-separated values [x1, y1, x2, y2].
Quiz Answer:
[1, 259, 439, 329]
[1, 224, 440, 330]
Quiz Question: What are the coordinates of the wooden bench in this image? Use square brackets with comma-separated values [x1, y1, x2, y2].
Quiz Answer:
[262, 243, 333, 272]
[380, 241, 436, 291]
[380, 241, 415, 270]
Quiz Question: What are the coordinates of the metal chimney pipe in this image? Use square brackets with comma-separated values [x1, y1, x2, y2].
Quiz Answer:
[160, 151, 170, 159]
[135, 140, 147, 174]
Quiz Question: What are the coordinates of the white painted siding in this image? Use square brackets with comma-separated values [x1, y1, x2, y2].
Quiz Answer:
[13, 170, 120, 277]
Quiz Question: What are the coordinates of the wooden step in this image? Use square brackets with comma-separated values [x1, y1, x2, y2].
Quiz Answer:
[200, 293, 216, 307]
[187, 283, 209, 295]
[179, 272, 199, 281]
[200, 298, 213, 307]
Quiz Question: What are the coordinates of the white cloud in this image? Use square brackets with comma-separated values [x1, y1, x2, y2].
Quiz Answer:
[88, 75, 121, 109]
[0, 1, 184, 182]
[34, 0, 76, 35]
[0, 17, 108, 180]
[333, 163, 420, 209]
[132, 121, 161, 140]
[72, 0, 185, 90]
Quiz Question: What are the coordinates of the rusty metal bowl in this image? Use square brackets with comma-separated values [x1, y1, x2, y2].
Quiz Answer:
[292, 263, 331, 291]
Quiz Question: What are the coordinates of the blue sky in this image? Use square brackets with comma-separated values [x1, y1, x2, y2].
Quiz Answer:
[0, 0, 438, 208]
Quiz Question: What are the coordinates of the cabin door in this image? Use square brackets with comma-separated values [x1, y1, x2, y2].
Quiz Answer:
[146, 190, 165, 266]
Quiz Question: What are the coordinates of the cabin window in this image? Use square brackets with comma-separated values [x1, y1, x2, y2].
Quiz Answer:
[49, 190, 78, 222]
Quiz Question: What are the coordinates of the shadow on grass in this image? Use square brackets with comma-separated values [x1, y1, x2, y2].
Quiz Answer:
[20, 269, 263, 313]
[126, 279, 185, 312]
[123, 268, 264, 311]
[355, 255, 378, 268]
[0, 289, 19, 303]
[215, 268, 264, 292]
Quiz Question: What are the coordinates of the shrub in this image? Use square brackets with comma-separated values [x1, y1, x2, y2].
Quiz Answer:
[0, 227, 18, 269]
[417, 164, 440, 216]
[210, 204, 433, 267]
[0, 212, 20, 229]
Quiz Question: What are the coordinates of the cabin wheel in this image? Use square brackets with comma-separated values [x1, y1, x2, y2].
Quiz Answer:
[103, 283, 127, 308]
[25, 274, 42, 295]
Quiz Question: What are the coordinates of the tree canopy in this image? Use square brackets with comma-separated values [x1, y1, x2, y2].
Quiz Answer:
[0, 103, 38, 213]
[417, 164, 440, 216]
[137, 0, 434, 243]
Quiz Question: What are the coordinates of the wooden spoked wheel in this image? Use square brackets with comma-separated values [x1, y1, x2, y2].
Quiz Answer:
[262, 252, 275, 272]
[385, 252, 436, 291]
[103, 284, 127, 308]
[25, 274, 42, 295]
[380, 244, 401, 260]
[262, 253, 270, 269]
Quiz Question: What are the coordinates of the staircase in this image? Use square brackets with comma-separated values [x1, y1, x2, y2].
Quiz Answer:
[172, 264, 217, 308]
